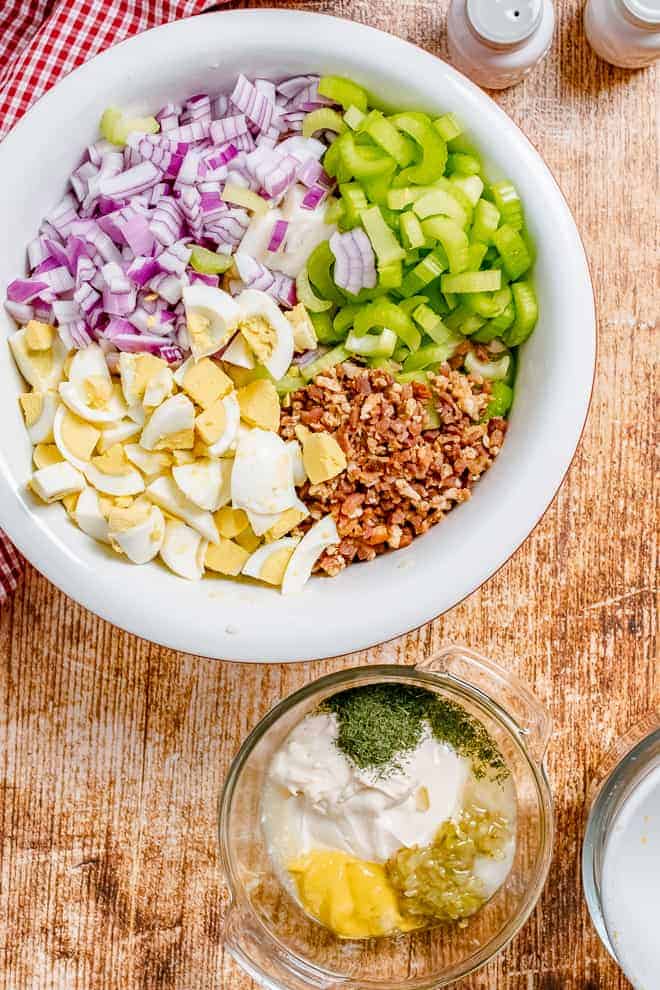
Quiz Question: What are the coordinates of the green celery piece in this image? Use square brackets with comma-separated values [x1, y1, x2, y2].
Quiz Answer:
[399, 295, 429, 315]
[413, 189, 469, 227]
[467, 242, 488, 270]
[362, 111, 417, 167]
[396, 370, 429, 384]
[421, 216, 470, 274]
[333, 305, 361, 336]
[362, 167, 398, 207]
[393, 344, 410, 363]
[296, 268, 333, 313]
[353, 298, 421, 351]
[318, 75, 369, 112]
[387, 187, 419, 210]
[344, 105, 366, 130]
[445, 303, 474, 331]
[485, 381, 513, 418]
[325, 198, 344, 226]
[412, 304, 463, 350]
[378, 260, 403, 289]
[399, 248, 448, 298]
[390, 113, 448, 185]
[309, 240, 346, 304]
[431, 176, 474, 216]
[490, 180, 524, 230]
[459, 314, 487, 336]
[310, 311, 342, 344]
[464, 350, 511, 381]
[492, 224, 532, 280]
[471, 199, 501, 245]
[100, 107, 158, 146]
[470, 322, 506, 343]
[451, 174, 484, 207]
[275, 374, 305, 395]
[301, 344, 349, 382]
[360, 206, 406, 266]
[403, 342, 456, 371]
[340, 182, 369, 227]
[447, 152, 481, 175]
[433, 113, 462, 143]
[323, 138, 352, 182]
[400, 212, 426, 249]
[303, 107, 347, 140]
[339, 133, 395, 179]
[485, 301, 516, 335]
[368, 357, 399, 373]
[443, 291, 458, 310]
[504, 281, 538, 346]
[189, 245, 233, 275]
[345, 327, 397, 358]
[465, 286, 512, 319]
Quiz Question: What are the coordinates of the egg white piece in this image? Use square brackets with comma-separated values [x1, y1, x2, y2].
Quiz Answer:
[221, 333, 255, 370]
[126, 404, 146, 426]
[206, 392, 240, 457]
[31, 462, 85, 502]
[173, 355, 194, 387]
[182, 283, 241, 360]
[140, 394, 195, 451]
[145, 475, 219, 543]
[110, 505, 165, 564]
[84, 461, 145, 497]
[231, 428, 297, 515]
[172, 458, 232, 512]
[286, 439, 307, 487]
[242, 537, 300, 581]
[236, 288, 294, 381]
[124, 443, 171, 479]
[281, 514, 340, 595]
[59, 345, 127, 424]
[98, 419, 141, 453]
[74, 487, 110, 544]
[53, 404, 96, 471]
[143, 366, 174, 407]
[10, 327, 68, 390]
[26, 392, 59, 444]
[159, 519, 207, 580]
[246, 496, 309, 537]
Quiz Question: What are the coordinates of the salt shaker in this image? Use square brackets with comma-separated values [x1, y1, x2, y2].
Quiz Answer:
[584, 0, 660, 69]
[446, 0, 555, 90]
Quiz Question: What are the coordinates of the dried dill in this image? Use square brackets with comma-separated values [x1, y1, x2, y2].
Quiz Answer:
[321, 683, 508, 779]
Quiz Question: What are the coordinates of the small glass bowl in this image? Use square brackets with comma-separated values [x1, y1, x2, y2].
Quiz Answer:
[218, 646, 554, 989]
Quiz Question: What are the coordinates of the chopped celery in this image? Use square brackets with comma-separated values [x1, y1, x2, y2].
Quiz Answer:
[302, 107, 346, 139]
[413, 189, 469, 227]
[412, 304, 463, 350]
[334, 305, 360, 336]
[301, 344, 349, 382]
[387, 187, 419, 211]
[296, 268, 333, 313]
[100, 107, 159, 146]
[400, 212, 426, 249]
[378, 261, 403, 289]
[470, 322, 505, 343]
[445, 303, 476, 330]
[222, 184, 269, 215]
[464, 350, 511, 380]
[447, 153, 481, 175]
[431, 176, 475, 215]
[344, 105, 366, 130]
[354, 299, 421, 351]
[451, 174, 484, 207]
[443, 292, 458, 310]
[403, 342, 455, 371]
[441, 272, 502, 296]
[318, 75, 369, 112]
[492, 224, 532, 280]
[362, 111, 416, 167]
[467, 242, 488, 271]
[396, 370, 429, 384]
[485, 381, 513, 418]
[399, 295, 429, 315]
[399, 249, 448, 298]
[465, 286, 512, 318]
[490, 180, 524, 231]
[308, 241, 345, 304]
[433, 113, 462, 143]
[391, 114, 448, 185]
[505, 281, 538, 346]
[189, 245, 233, 275]
[478, 302, 516, 339]
[275, 374, 305, 395]
[362, 167, 398, 207]
[340, 183, 369, 227]
[339, 134, 395, 178]
[458, 314, 487, 336]
[360, 206, 406, 266]
[345, 327, 397, 357]
[323, 138, 349, 181]
[421, 217, 470, 274]
[471, 199, 501, 245]
[311, 311, 342, 344]
[325, 198, 344, 226]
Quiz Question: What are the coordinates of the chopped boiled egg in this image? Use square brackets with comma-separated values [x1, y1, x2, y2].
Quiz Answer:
[281, 514, 340, 595]
[173, 355, 194, 387]
[196, 392, 240, 456]
[236, 379, 280, 432]
[74, 487, 110, 544]
[159, 519, 207, 580]
[235, 288, 294, 381]
[10, 324, 68, 391]
[205, 537, 251, 576]
[182, 358, 233, 409]
[231, 428, 297, 516]
[140, 393, 195, 451]
[119, 353, 167, 406]
[59, 344, 127, 424]
[19, 391, 58, 444]
[221, 333, 255, 370]
[182, 283, 241, 360]
[145, 475, 219, 543]
[25, 320, 55, 351]
[97, 419, 141, 453]
[264, 504, 309, 542]
[297, 426, 347, 484]
[31, 461, 85, 503]
[172, 458, 232, 512]
[242, 537, 300, 587]
[84, 443, 145, 497]
[286, 439, 307, 486]
[246, 495, 309, 537]
[33, 443, 64, 469]
[124, 443, 172, 478]
[235, 524, 261, 553]
[288, 304, 318, 353]
[143, 366, 174, 408]
[214, 506, 249, 539]
[108, 500, 165, 564]
[126, 403, 146, 426]
[53, 405, 101, 470]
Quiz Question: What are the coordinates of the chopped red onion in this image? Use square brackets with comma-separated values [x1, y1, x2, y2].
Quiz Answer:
[301, 185, 327, 211]
[268, 219, 289, 252]
[230, 75, 274, 134]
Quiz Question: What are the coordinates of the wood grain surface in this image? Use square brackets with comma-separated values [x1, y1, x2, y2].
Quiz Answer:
[0, 2, 657, 988]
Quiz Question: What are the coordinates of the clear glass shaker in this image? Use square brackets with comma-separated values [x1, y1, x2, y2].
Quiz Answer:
[447, 0, 555, 90]
[584, 0, 660, 69]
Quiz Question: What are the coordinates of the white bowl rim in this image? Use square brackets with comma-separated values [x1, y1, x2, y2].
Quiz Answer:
[0, 9, 596, 663]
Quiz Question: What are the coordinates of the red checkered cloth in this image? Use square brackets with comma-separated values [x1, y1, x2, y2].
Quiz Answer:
[0, 0, 222, 600]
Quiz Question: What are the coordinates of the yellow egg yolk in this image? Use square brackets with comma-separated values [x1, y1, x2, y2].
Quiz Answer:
[237, 379, 280, 432]
[298, 429, 347, 485]
[258, 545, 296, 586]
[183, 358, 233, 409]
[107, 500, 151, 533]
[195, 399, 227, 446]
[33, 444, 64, 470]
[214, 506, 249, 539]
[25, 320, 55, 351]
[60, 410, 101, 461]
[239, 316, 276, 364]
[91, 443, 132, 476]
[19, 392, 44, 427]
[84, 375, 113, 409]
[205, 537, 250, 576]
[265, 507, 306, 542]
[288, 850, 421, 939]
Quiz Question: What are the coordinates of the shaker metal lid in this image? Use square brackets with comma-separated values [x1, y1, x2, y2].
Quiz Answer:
[466, 0, 543, 45]
[621, 0, 660, 27]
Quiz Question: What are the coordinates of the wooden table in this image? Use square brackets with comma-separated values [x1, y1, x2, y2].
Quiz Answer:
[0, 2, 657, 987]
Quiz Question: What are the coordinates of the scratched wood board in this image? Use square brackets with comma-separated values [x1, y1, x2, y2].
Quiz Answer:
[0, 1, 657, 988]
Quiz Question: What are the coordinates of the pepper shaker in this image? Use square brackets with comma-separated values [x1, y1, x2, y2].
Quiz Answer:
[446, 0, 555, 90]
[584, 0, 660, 69]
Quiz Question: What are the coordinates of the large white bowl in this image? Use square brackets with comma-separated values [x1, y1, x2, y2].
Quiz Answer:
[0, 10, 595, 663]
